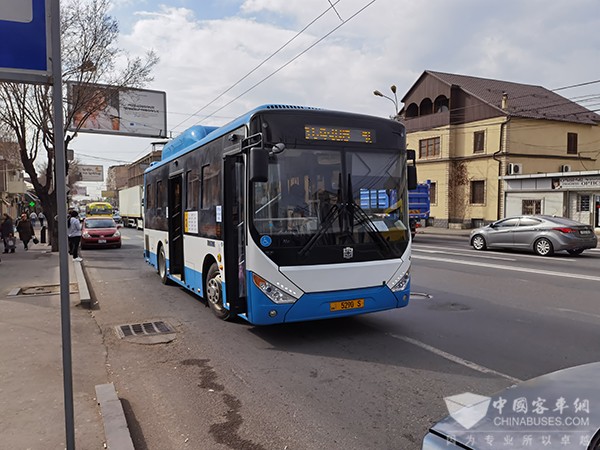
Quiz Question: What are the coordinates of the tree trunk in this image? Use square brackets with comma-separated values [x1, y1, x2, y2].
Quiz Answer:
[37, 189, 60, 252]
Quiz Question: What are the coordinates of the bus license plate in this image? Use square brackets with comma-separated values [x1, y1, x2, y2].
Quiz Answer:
[98, 239, 106, 243]
[330, 299, 364, 312]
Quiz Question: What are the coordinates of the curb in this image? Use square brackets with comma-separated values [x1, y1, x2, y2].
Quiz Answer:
[73, 260, 91, 305]
[95, 383, 135, 450]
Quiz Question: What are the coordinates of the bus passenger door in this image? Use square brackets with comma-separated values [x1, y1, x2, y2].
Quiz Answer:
[168, 175, 184, 281]
[223, 155, 247, 315]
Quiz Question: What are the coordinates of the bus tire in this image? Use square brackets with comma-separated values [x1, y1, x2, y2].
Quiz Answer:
[205, 263, 230, 321]
[158, 245, 172, 285]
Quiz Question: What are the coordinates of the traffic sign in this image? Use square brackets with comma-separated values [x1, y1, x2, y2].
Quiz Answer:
[0, 0, 51, 84]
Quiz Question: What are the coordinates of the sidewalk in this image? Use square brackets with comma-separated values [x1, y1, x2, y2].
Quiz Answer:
[0, 240, 107, 449]
[416, 225, 472, 237]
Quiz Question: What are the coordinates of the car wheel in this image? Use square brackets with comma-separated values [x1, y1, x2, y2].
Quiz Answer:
[158, 245, 172, 285]
[471, 234, 487, 250]
[205, 263, 230, 321]
[534, 237, 554, 256]
[567, 249, 584, 256]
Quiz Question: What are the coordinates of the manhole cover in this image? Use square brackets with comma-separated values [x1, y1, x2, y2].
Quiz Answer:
[19, 283, 79, 296]
[116, 321, 175, 339]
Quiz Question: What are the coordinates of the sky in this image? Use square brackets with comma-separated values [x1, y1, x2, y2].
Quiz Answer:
[72, 0, 600, 197]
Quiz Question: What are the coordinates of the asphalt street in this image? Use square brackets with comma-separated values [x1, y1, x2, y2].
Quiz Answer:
[80, 229, 600, 450]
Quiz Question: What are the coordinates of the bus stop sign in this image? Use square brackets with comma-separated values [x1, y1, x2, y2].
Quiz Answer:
[0, 0, 51, 84]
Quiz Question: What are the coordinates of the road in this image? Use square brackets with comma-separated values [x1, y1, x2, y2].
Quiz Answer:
[82, 229, 600, 450]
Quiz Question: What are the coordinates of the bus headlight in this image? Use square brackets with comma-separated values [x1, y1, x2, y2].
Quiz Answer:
[390, 269, 410, 292]
[252, 274, 298, 304]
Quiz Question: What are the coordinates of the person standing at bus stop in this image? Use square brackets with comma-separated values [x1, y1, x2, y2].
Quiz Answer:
[67, 210, 83, 261]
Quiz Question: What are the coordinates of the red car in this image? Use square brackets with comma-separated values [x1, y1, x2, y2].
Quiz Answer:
[81, 216, 122, 249]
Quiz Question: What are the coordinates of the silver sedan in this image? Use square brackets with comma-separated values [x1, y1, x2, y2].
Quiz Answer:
[469, 215, 598, 256]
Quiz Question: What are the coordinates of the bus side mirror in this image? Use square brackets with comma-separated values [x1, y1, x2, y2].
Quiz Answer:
[406, 149, 417, 190]
[249, 147, 269, 183]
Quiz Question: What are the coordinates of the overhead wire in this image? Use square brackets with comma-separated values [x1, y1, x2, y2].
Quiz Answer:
[128, 0, 348, 163]
[195, 0, 378, 125]
[170, 0, 345, 132]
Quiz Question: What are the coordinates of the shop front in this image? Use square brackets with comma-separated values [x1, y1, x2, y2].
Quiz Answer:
[503, 171, 600, 230]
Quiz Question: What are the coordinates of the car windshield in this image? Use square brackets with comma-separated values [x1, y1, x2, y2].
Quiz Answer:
[85, 219, 116, 229]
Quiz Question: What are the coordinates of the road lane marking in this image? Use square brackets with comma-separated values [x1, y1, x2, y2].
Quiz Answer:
[413, 245, 578, 262]
[413, 248, 516, 261]
[389, 334, 522, 384]
[552, 308, 600, 320]
[413, 255, 600, 282]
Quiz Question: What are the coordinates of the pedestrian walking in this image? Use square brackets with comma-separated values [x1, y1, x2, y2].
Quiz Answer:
[1, 213, 16, 254]
[38, 211, 46, 227]
[67, 210, 83, 261]
[29, 211, 38, 227]
[16, 214, 35, 251]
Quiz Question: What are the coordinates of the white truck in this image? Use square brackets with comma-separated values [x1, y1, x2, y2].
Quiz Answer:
[118, 185, 143, 229]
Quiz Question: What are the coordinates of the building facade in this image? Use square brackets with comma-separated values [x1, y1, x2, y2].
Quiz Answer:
[504, 171, 600, 229]
[400, 70, 600, 228]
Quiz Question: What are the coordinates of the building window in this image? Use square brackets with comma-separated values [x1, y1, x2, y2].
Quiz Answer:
[429, 182, 437, 204]
[522, 199, 541, 215]
[473, 131, 485, 153]
[419, 137, 441, 158]
[578, 195, 590, 212]
[567, 132, 578, 155]
[470, 180, 485, 204]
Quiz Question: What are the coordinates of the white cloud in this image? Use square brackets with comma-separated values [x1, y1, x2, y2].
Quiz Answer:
[74, 0, 600, 177]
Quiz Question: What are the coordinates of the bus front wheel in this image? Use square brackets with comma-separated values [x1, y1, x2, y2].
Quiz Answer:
[158, 246, 172, 285]
[205, 263, 230, 321]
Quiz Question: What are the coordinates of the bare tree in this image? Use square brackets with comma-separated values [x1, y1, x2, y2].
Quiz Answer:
[0, 0, 158, 250]
[448, 160, 470, 226]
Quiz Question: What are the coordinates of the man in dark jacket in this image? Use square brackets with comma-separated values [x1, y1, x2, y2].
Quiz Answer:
[1, 213, 15, 253]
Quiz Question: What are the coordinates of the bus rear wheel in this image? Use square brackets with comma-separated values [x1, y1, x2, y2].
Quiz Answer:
[205, 263, 230, 321]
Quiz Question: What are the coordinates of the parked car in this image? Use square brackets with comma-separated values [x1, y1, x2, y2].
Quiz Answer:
[470, 215, 597, 256]
[422, 362, 600, 449]
[81, 216, 121, 249]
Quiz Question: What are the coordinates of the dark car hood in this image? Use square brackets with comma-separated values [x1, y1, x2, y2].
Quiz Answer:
[430, 362, 600, 449]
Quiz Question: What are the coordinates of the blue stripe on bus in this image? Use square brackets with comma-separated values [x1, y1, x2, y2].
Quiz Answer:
[247, 276, 410, 325]
[147, 252, 410, 326]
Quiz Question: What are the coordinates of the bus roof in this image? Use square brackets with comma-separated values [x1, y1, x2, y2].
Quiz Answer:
[150, 104, 322, 170]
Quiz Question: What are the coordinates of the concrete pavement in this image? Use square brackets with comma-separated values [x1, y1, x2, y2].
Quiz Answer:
[0, 238, 107, 449]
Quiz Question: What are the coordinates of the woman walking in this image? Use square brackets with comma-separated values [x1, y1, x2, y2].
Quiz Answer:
[67, 210, 83, 261]
[16, 213, 35, 250]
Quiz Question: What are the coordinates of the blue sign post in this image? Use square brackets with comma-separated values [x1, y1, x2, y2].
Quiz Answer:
[0, 0, 51, 83]
[1, 1, 74, 449]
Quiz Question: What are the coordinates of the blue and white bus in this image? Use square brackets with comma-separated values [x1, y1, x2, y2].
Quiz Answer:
[143, 105, 416, 325]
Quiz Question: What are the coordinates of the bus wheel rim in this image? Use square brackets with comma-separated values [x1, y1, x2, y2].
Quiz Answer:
[207, 275, 222, 307]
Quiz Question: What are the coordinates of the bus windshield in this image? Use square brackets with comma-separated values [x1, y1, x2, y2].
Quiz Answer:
[251, 147, 410, 266]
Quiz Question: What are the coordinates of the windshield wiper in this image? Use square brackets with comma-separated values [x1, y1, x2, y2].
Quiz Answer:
[345, 174, 392, 254]
[298, 203, 343, 257]
[347, 202, 393, 254]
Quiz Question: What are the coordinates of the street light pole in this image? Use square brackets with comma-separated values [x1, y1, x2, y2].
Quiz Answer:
[373, 84, 399, 119]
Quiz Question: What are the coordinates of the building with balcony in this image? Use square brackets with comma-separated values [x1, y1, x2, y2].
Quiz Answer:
[400, 70, 600, 228]
[0, 149, 26, 218]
